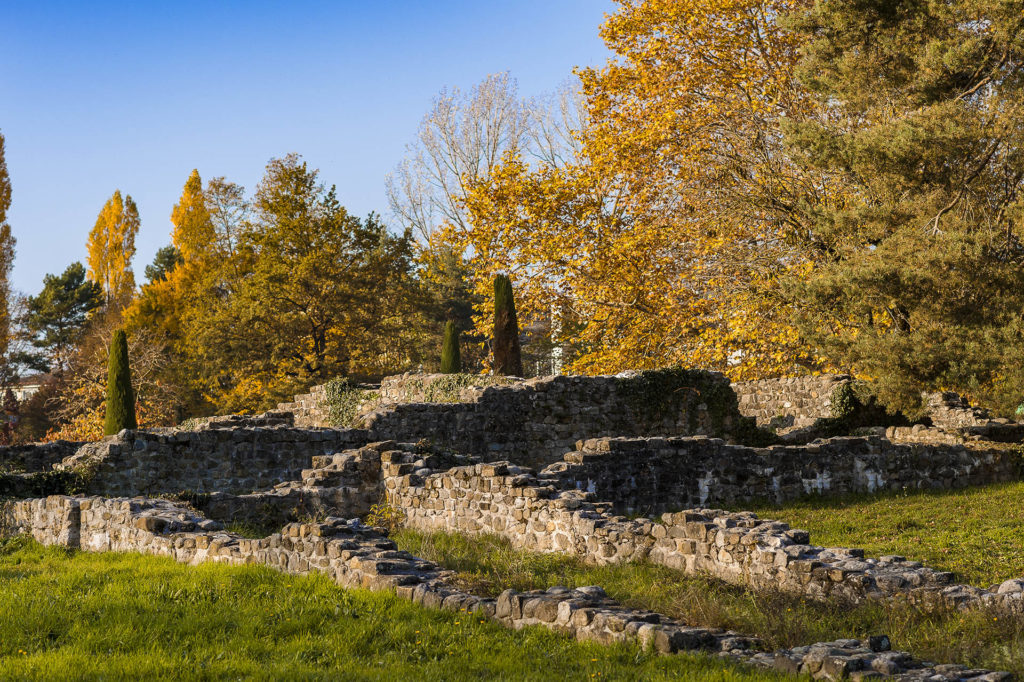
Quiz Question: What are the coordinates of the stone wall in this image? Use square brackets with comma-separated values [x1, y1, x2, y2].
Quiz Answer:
[0, 441, 83, 473]
[60, 423, 371, 497]
[362, 372, 751, 469]
[732, 374, 851, 429]
[540, 435, 1019, 517]
[9, 494, 1006, 679]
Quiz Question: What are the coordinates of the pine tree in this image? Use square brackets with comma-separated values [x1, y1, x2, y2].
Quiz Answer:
[87, 190, 140, 308]
[492, 274, 522, 376]
[103, 329, 136, 435]
[24, 262, 103, 375]
[440, 320, 461, 373]
[783, 0, 1024, 414]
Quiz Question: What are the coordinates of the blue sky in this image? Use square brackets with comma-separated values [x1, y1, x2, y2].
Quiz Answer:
[1, 1, 614, 294]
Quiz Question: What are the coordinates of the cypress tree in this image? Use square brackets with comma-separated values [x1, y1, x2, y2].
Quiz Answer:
[492, 274, 522, 376]
[440, 320, 461, 374]
[104, 329, 136, 435]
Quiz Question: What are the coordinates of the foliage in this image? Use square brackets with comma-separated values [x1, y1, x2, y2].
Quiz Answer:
[781, 0, 1024, 415]
[395, 527, 1024, 677]
[44, 310, 176, 442]
[322, 377, 377, 428]
[86, 190, 139, 308]
[364, 500, 406, 533]
[457, 1, 824, 379]
[0, 466, 92, 498]
[103, 329, 136, 435]
[23, 262, 103, 375]
[182, 155, 425, 413]
[440, 320, 461, 374]
[0, 542, 775, 681]
[492, 274, 522, 376]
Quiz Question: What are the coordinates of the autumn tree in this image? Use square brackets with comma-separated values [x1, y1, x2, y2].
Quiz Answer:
[781, 0, 1024, 414]
[185, 155, 422, 411]
[457, 0, 822, 378]
[87, 190, 140, 308]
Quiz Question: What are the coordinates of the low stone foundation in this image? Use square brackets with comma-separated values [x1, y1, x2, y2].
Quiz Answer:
[1, 495, 1010, 680]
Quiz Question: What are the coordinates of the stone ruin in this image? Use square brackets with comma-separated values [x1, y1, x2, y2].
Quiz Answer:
[3, 370, 1024, 681]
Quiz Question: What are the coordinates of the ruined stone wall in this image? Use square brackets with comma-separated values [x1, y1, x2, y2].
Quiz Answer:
[540, 436, 1019, 516]
[362, 372, 749, 469]
[0, 441, 84, 473]
[731, 375, 850, 428]
[62, 424, 371, 497]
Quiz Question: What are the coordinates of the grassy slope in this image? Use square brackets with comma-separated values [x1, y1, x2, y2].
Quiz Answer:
[392, 529, 1024, 677]
[747, 480, 1024, 588]
[0, 537, 778, 682]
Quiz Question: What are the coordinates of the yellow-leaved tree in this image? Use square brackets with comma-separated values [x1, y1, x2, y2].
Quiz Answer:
[86, 190, 140, 309]
[458, 0, 829, 379]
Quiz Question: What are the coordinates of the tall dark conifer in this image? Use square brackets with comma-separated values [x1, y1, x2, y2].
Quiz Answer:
[440, 320, 461, 374]
[104, 329, 136, 435]
[492, 274, 522, 376]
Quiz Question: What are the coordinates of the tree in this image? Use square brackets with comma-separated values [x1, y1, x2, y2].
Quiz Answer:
[184, 155, 423, 411]
[24, 262, 103, 375]
[103, 329, 136, 435]
[0, 132, 18, 388]
[144, 246, 183, 283]
[458, 1, 822, 378]
[493, 274, 522, 376]
[440, 320, 461, 373]
[87, 190, 140, 307]
[782, 0, 1024, 414]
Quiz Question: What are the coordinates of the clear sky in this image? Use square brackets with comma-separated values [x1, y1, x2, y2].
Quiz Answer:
[1, 0, 614, 294]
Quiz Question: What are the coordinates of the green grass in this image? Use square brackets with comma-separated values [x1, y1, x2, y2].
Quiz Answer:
[0, 536, 780, 681]
[747, 480, 1024, 588]
[392, 528, 1024, 678]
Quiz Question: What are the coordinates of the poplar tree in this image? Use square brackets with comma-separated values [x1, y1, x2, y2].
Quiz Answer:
[0, 133, 17, 389]
[171, 169, 215, 263]
[103, 329, 136, 435]
[493, 274, 522, 376]
[87, 190, 140, 308]
[440, 320, 461, 373]
[783, 0, 1024, 414]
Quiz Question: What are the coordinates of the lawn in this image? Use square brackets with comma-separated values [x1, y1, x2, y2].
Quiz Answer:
[0, 536, 779, 681]
[746, 480, 1024, 588]
[393, 528, 1024, 678]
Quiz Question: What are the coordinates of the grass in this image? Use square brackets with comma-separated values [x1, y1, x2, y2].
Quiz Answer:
[746, 480, 1024, 588]
[0, 536, 782, 681]
[392, 528, 1024, 678]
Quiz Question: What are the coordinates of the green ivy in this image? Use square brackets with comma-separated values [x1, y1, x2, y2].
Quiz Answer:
[406, 374, 514, 404]
[323, 378, 378, 428]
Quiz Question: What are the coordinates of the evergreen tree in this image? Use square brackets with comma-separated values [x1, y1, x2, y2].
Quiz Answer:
[783, 0, 1024, 415]
[493, 274, 522, 376]
[87, 190, 140, 308]
[103, 329, 136, 435]
[24, 262, 103, 375]
[144, 246, 183, 283]
[440, 320, 461, 373]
